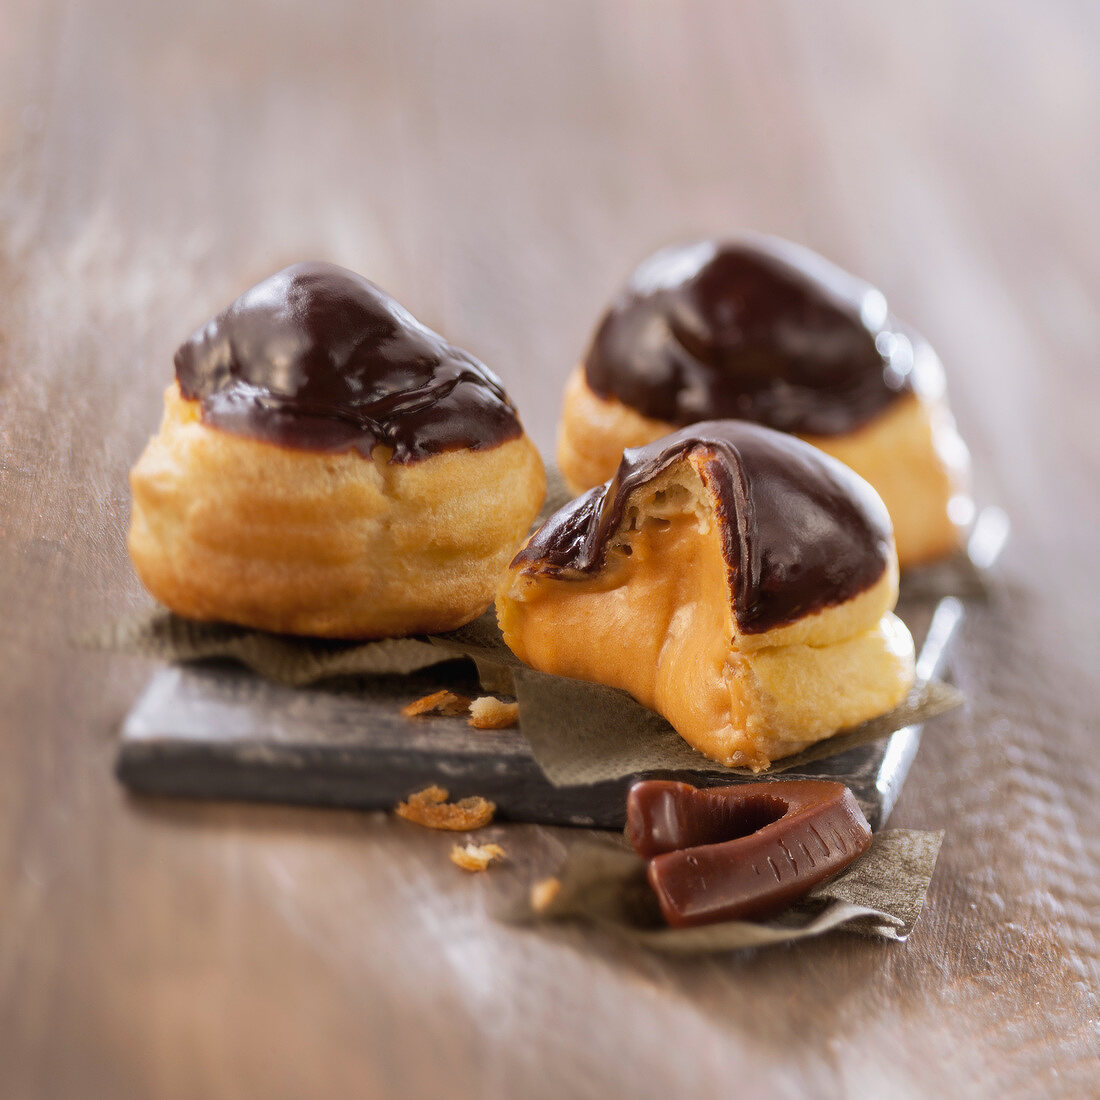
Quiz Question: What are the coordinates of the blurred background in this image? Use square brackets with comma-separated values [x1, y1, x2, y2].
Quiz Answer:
[3, 1, 1097, 468]
[1, 2, 1098, 1097]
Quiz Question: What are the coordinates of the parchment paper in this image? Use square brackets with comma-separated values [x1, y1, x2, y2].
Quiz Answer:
[86, 607, 450, 686]
[511, 667, 963, 785]
[508, 828, 944, 951]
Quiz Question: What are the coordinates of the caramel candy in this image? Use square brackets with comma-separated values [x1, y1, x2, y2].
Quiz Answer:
[626, 779, 872, 927]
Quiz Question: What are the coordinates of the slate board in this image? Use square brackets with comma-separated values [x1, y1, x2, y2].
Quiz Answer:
[117, 594, 963, 830]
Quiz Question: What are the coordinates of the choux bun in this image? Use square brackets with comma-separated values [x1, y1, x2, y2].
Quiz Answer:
[558, 236, 971, 567]
[499, 421, 915, 770]
[130, 262, 545, 638]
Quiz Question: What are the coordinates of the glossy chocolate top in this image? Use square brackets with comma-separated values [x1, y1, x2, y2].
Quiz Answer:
[512, 421, 892, 634]
[584, 236, 918, 436]
[174, 262, 523, 463]
[625, 780, 872, 927]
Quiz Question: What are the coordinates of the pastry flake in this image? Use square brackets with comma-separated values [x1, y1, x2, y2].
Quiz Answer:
[394, 786, 496, 831]
[529, 877, 562, 913]
[450, 842, 506, 872]
[467, 696, 519, 729]
[401, 690, 472, 718]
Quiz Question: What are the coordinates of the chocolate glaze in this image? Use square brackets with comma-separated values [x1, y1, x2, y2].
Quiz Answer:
[626, 779, 872, 927]
[174, 262, 523, 463]
[512, 420, 891, 634]
[584, 236, 919, 436]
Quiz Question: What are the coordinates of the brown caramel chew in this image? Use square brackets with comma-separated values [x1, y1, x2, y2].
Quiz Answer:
[626, 779, 872, 927]
[394, 786, 496, 831]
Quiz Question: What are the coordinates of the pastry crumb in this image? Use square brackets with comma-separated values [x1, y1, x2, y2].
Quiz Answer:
[394, 785, 496, 830]
[529, 876, 562, 912]
[450, 842, 506, 872]
[468, 696, 519, 729]
[401, 690, 471, 718]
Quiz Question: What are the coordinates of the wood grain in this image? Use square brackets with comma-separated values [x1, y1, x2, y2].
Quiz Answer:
[1, 1, 1098, 1097]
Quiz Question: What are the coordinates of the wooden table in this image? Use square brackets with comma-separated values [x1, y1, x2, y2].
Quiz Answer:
[2, 2, 1097, 1096]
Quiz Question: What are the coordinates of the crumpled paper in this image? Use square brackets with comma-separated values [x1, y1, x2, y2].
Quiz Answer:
[511, 666, 963, 786]
[507, 828, 944, 952]
[85, 607, 452, 687]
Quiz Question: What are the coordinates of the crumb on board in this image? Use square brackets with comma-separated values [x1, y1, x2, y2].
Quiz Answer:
[401, 689, 472, 718]
[529, 877, 562, 912]
[394, 785, 496, 830]
[468, 696, 519, 729]
[450, 842, 506, 872]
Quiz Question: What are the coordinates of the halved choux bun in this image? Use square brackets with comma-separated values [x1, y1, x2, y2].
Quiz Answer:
[561, 236, 971, 568]
[129, 262, 545, 638]
[500, 421, 915, 770]
[131, 385, 545, 638]
[559, 363, 968, 568]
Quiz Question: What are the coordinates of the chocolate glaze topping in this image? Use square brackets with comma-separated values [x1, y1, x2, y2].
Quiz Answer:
[512, 420, 891, 634]
[584, 236, 918, 436]
[174, 262, 523, 463]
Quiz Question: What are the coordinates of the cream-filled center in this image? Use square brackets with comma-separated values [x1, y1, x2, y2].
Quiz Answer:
[498, 464, 914, 769]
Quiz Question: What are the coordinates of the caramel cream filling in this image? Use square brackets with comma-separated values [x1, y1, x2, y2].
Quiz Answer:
[498, 469, 914, 769]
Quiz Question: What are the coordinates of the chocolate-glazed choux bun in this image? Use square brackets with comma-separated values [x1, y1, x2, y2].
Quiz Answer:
[557, 236, 971, 567]
[498, 421, 915, 770]
[129, 262, 545, 638]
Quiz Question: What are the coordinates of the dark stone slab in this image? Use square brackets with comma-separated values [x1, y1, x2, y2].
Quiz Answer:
[117, 595, 960, 829]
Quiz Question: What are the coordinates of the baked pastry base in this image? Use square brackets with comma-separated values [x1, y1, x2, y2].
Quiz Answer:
[557, 365, 969, 567]
[129, 385, 545, 638]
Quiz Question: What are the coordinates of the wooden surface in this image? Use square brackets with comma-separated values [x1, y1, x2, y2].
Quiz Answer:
[1, 1, 1098, 1096]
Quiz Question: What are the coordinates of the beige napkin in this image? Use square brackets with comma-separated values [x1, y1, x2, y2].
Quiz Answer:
[511, 667, 963, 785]
[87, 606, 451, 686]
